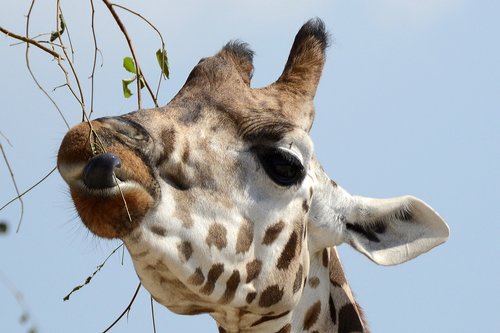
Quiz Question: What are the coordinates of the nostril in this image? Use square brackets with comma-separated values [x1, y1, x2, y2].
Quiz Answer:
[83, 153, 122, 189]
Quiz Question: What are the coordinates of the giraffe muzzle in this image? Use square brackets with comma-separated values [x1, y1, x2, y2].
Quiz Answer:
[82, 153, 122, 189]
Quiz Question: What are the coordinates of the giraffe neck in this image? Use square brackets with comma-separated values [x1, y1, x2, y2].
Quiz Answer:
[215, 247, 368, 333]
[288, 247, 368, 333]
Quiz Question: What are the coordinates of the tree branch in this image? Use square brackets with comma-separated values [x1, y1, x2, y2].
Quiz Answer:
[102, 0, 158, 108]
[0, 26, 63, 59]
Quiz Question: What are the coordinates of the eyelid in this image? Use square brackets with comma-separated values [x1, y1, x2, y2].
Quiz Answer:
[276, 146, 304, 165]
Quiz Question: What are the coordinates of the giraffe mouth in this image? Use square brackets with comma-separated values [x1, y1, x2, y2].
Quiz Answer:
[58, 154, 143, 197]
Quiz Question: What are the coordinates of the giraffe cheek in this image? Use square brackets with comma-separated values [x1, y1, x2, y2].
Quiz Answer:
[71, 187, 154, 239]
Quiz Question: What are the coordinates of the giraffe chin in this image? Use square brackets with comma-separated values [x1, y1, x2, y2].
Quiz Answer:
[70, 183, 155, 239]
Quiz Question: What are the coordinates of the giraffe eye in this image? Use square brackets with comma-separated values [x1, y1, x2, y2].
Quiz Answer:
[257, 148, 306, 186]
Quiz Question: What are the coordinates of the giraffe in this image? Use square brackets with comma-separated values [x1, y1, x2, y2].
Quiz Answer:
[57, 19, 449, 332]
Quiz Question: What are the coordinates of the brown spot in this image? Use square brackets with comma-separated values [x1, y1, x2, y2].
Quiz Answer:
[206, 223, 227, 250]
[338, 303, 364, 332]
[330, 179, 337, 187]
[292, 264, 303, 293]
[155, 260, 169, 272]
[236, 219, 253, 254]
[277, 231, 298, 270]
[251, 311, 290, 327]
[303, 301, 321, 330]
[149, 224, 167, 237]
[183, 306, 213, 315]
[177, 241, 193, 262]
[188, 267, 205, 286]
[218, 270, 240, 304]
[308, 276, 320, 289]
[263, 221, 285, 245]
[329, 248, 348, 287]
[182, 141, 190, 163]
[322, 248, 329, 267]
[259, 285, 284, 307]
[200, 263, 224, 295]
[302, 199, 310, 212]
[309, 187, 314, 198]
[160, 128, 176, 161]
[246, 259, 262, 283]
[329, 295, 337, 325]
[177, 208, 194, 228]
[131, 250, 149, 258]
[246, 292, 257, 304]
[275, 323, 291, 333]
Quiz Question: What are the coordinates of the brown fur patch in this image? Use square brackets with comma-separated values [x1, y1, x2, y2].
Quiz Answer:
[251, 311, 290, 327]
[188, 267, 205, 286]
[246, 259, 262, 283]
[246, 292, 257, 304]
[322, 248, 329, 267]
[329, 248, 348, 287]
[338, 303, 364, 333]
[303, 301, 321, 330]
[150, 225, 166, 237]
[275, 323, 291, 333]
[177, 241, 193, 262]
[218, 270, 240, 304]
[160, 128, 176, 161]
[259, 285, 284, 307]
[308, 276, 320, 289]
[235, 219, 253, 254]
[200, 263, 224, 295]
[302, 199, 310, 212]
[292, 264, 303, 293]
[277, 231, 298, 270]
[206, 223, 228, 250]
[262, 221, 285, 245]
[329, 295, 337, 326]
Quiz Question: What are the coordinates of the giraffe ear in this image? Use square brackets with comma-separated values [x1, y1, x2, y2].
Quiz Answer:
[342, 196, 450, 266]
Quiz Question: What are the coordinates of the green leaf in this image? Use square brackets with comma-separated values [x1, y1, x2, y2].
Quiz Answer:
[122, 77, 136, 98]
[156, 48, 169, 79]
[123, 57, 137, 74]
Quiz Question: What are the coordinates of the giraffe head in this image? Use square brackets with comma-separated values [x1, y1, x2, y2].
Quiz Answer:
[57, 19, 449, 331]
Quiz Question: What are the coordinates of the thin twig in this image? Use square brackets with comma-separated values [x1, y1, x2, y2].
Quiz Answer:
[0, 26, 63, 59]
[89, 0, 99, 120]
[0, 131, 13, 147]
[63, 243, 124, 301]
[24, 0, 70, 129]
[102, 0, 158, 108]
[55, 1, 86, 114]
[0, 167, 56, 213]
[0, 144, 24, 233]
[102, 283, 142, 333]
[60, 12, 75, 63]
[150, 296, 157, 333]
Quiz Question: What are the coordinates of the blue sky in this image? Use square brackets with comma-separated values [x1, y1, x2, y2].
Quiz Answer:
[1, 1, 498, 332]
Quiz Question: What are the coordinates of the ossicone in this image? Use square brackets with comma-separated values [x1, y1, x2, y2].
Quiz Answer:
[218, 40, 255, 85]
